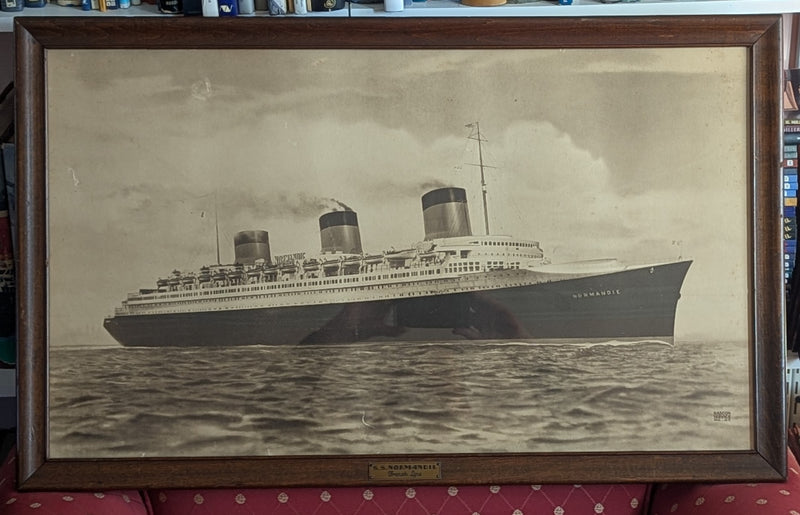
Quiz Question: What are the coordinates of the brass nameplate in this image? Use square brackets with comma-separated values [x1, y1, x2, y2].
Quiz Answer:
[368, 461, 442, 480]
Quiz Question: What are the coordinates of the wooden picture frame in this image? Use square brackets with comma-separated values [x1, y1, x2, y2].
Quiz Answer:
[15, 15, 785, 490]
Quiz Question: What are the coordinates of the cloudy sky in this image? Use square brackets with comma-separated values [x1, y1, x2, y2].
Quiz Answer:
[44, 46, 749, 346]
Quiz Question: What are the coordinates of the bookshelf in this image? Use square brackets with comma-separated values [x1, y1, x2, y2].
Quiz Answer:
[1, 0, 799, 31]
[350, 0, 800, 17]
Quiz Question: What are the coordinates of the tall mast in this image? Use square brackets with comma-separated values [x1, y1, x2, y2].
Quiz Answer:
[467, 121, 491, 235]
[214, 191, 221, 266]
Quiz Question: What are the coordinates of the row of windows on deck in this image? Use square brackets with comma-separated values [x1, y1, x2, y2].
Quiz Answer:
[136, 268, 448, 302]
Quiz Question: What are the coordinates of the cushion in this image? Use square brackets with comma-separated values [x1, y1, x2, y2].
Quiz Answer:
[0, 449, 151, 515]
[148, 484, 650, 514]
[649, 448, 800, 514]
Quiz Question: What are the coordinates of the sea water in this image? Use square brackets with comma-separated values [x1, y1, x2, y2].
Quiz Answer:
[48, 340, 751, 458]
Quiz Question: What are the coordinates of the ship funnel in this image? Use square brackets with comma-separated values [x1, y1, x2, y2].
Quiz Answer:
[234, 230, 271, 265]
[422, 187, 472, 240]
[319, 210, 362, 254]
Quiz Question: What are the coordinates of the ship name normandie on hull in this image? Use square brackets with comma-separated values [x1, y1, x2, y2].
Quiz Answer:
[103, 184, 692, 348]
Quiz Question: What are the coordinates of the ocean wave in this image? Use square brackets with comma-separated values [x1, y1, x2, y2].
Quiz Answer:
[46, 339, 751, 458]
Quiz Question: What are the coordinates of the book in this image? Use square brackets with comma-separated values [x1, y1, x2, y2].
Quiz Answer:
[784, 102, 798, 306]
[786, 71, 799, 111]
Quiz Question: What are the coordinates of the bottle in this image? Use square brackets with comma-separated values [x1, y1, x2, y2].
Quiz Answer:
[0, 0, 24, 11]
[157, 0, 181, 13]
[182, 0, 201, 15]
[201, 0, 218, 16]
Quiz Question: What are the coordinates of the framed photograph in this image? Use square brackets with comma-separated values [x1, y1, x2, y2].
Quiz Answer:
[15, 15, 785, 490]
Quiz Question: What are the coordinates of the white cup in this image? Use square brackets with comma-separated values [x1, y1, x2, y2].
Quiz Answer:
[384, 0, 403, 11]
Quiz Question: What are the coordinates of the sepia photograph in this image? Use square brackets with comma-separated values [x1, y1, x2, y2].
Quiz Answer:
[12, 13, 790, 491]
[42, 42, 754, 460]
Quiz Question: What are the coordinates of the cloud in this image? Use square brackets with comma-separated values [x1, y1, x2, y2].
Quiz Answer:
[43, 46, 749, 345]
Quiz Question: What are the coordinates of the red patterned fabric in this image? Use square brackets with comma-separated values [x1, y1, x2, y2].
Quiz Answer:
[0, 450, 150, 515]
[147, 484, 650, 515]
[649, 448, 800, 514]
[4, 443, 800, 515]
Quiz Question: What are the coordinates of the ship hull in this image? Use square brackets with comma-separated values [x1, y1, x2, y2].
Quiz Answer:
[103, 260, 691, 347]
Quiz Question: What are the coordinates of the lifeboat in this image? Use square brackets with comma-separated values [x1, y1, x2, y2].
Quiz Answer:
[385, 249, 415, 260]
[279, 262, 297, 273]
[342, 256, 361, 267]
[303, 259, 320, 271]
[322, 259, 341, 270]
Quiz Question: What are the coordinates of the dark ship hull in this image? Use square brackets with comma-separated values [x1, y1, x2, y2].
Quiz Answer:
[103, 260, 691, 347]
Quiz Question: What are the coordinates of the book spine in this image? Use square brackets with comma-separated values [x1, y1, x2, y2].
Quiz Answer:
[785, 107, 799, 294]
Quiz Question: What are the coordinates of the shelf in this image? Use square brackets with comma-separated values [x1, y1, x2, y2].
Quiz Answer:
[0, 1, 347, 31]
[1, 0, 799, 33]
[2, 3, 160, 31]
[352, 0, 800, 17]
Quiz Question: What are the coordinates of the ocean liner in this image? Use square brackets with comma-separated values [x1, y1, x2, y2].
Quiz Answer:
[104, 129, 692, 347]
[103, 186, 692, 347]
